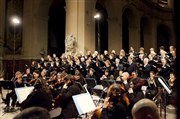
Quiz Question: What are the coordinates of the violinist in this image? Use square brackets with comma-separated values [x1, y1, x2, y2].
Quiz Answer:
[28, 70, 40, 86]
[22, 67, 33, 83]
[121, 72, 130, 91]
[20, 82, 53, 111]
[56, 74, 82, 119]
[49, 72, 66, 98]
[41, 68, 49, 80]
[47, 71, 57, 86]
[4, 71, 25, 112]
[99, 83, 128, 119]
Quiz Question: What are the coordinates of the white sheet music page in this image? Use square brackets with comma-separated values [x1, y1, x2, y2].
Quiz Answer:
[72, 93, 96, 115]
[15, 86, 34, 103]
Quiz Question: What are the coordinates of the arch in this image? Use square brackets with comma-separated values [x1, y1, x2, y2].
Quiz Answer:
[95, 1, 108, 54]
[140, 15, 151, 52]
[157, 24, 171, 51]
[48, 0, 66, 56]
[122, 7, 135, 53]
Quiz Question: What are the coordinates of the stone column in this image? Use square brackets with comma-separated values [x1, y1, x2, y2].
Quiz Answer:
[0, 0, 5, 72]
[108, 18, 122, 52]
[23, 0, 49, 59]
[66, 0, 96, 54]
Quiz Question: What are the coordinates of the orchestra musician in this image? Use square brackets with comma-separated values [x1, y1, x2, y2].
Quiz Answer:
[120, 72, 130, 91]
[97, 83, 128, 119]
[49, 72, 66, 98]
[20, 82, 53, 111]
[147, 71, 158, 100]
[4, 71, 25, 112]
[167, 72, 177, 106]
[47, 71, 57, 86]
[0, 72, 5, 101]
[55, 74, 82, 119]
[22, 67, 33, 83]
[28, 70, 41, 86]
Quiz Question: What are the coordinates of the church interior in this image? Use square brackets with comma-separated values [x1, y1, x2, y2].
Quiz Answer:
[0, 0, 180, 119]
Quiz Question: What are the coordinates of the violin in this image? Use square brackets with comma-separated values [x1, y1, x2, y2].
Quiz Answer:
[122, 93, 130, 106]
[128, 72, 136, 80]
[29, 78, 36, 85]
[91, 107, 102, 119]
[54, 94, 62, 108]
[53, 80, 65, 87]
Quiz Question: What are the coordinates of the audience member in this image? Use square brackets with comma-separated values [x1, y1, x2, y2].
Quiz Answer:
[13, 107, 51, 119]
[132, 98, 160, 119]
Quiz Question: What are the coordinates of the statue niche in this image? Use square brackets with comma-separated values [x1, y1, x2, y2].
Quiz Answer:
[65, 34, 77, 56]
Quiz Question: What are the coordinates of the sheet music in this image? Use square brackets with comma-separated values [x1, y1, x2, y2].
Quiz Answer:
[158, 78, 172, 94]
[72, 93, 96, 115]
[15, 86, 34, 103]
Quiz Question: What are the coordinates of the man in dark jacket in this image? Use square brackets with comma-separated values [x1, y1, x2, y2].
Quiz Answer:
[21, 83, 53, 111]
[59, 74, 82, 119]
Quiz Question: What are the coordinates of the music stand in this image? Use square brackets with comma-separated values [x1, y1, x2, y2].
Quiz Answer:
[0, 80, 15, 91]
[0, 80, 15, 104]
[84, 78, 105, 104]
[84, 78, 97, 89]
[101, 80, 115, 88]
[154, 76, 172, 119]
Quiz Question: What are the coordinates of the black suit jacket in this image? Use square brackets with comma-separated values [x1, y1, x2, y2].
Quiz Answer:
[60, 82, 82, 119]
[21, 88, 53, 111]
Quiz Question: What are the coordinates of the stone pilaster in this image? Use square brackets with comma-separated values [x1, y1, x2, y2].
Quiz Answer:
[0, 0, 5, 72]
[66, 0, 96, 54]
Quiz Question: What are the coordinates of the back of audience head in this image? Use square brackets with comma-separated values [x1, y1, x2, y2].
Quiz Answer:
[13, 107, 51, 119]
[132, 98, 160, 119]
